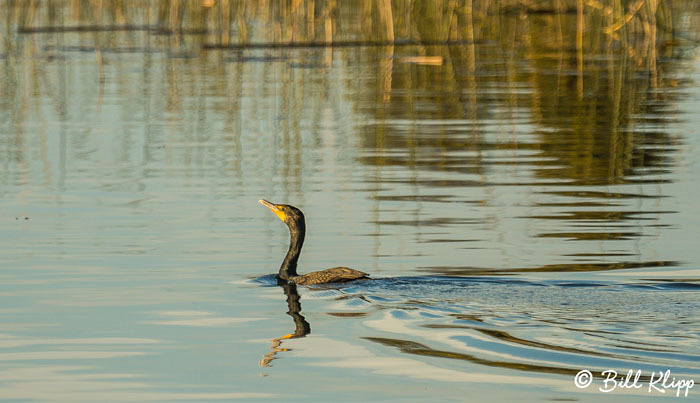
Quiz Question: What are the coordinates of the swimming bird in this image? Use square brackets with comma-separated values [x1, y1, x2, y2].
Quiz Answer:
[259, 199, 369, 285]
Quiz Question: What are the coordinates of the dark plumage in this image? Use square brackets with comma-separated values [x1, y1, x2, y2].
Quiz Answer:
[259, 199, 369, 285]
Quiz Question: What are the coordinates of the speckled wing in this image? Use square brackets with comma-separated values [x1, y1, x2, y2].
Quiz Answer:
[291, 267, 369, 285]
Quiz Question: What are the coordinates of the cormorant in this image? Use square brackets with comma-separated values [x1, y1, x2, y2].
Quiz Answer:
[259, 199, 369, 285]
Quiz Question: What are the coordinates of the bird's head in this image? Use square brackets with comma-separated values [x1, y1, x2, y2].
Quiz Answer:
[259, 199, 305, 231]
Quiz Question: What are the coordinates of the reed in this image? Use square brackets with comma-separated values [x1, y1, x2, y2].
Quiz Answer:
[4, 1, 691, 53]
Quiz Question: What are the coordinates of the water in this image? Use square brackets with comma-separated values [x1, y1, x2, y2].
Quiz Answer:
[1, 1, 700, 401]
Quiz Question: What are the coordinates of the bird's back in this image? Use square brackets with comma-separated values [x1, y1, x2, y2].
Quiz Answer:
[290, 267, 369, 285]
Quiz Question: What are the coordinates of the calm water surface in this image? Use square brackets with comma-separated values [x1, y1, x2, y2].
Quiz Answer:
[1, 2, 700, 401]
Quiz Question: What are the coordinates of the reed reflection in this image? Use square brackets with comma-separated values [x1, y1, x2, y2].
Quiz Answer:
[260, 282, 310, 368]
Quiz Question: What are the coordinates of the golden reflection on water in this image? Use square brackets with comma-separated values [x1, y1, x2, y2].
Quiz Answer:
[3, 0, 696, 194]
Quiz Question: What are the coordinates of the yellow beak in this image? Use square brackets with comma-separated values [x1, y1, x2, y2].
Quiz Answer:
[259, 199, 286, 222]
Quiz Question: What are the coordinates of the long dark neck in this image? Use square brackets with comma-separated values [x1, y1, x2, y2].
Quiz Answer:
[279, 219, 305, 280]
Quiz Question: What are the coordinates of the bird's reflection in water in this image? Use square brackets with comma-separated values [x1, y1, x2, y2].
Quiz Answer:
[260, 281, 310, 367]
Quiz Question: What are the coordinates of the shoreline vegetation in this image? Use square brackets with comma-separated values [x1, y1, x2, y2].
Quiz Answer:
[5, 1, 698, 55]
